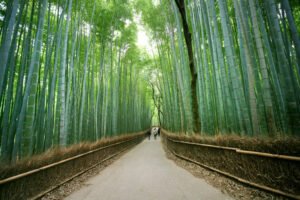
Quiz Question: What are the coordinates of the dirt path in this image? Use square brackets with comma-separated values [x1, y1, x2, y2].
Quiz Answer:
[65, 138, 232, 200]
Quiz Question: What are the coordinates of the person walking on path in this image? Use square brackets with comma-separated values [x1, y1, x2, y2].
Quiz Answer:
[157, 127, 161, 137]
[152, 127, 158, 140]
[154, 132, 157, 140]
[146, 130, 151, 140]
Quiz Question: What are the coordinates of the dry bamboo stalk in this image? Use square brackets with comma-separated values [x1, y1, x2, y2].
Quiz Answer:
[168, 137, 237, 151]
[30, 143, 137, 200]
[170, 150, 300, 200]
[236, 149, 300, 161]
[166, 136, 300, 161]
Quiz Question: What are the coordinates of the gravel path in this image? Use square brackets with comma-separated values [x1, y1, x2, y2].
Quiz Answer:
[65, 138, 232, 200]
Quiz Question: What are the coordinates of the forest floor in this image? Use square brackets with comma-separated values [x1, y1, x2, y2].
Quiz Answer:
[60, 137, 231, 200]
[42, 137, 285, 200]
[41, 144, 134, 200]
[162, 141, 290, 200]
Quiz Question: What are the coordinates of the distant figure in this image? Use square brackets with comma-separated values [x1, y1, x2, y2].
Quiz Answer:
[152, 127, 158, 140]
[154, 132, 157, 140]
[146, 130, 151, 140]
[157, 127, 160, 137]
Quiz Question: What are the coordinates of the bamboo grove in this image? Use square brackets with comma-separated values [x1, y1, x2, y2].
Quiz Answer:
[0, 0, 152, 162]
[1, 0, 300, 163]
[137, 0, 300, 137]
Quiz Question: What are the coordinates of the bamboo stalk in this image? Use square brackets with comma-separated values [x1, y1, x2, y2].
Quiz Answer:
[166, 136, 300, 161]
[236, 149, 300, 161]
[167, 137, 237, 151]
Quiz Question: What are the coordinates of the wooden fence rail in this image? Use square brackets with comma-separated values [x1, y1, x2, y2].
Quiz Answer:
[0, 133, 146, 200]
[163, 131, 300, 200]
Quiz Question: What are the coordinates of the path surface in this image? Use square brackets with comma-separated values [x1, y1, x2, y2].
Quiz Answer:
[65, 137, 232, 200]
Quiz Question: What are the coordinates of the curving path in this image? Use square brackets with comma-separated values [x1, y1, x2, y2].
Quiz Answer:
[65, 137, 232, 200]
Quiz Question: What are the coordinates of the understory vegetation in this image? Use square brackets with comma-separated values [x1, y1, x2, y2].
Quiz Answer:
[0, 0, 299, 163]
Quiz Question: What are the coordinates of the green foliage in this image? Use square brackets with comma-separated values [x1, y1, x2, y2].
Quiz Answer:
[138, 0, 300, 137]
[1, 0, 300, 164]
[0, 0, 152, 163]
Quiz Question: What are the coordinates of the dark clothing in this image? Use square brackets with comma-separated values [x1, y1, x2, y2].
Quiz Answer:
[157, 128, 161, 136]
[146, 130, 151, 140]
